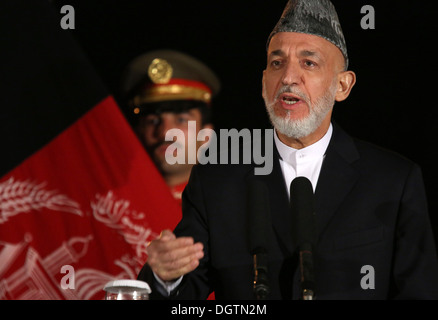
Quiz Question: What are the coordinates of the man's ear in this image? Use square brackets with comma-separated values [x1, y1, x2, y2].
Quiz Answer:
[335, 70, 356, 102]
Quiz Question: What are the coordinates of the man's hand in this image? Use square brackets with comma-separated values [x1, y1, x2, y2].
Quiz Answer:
[146, 230, 204, 281]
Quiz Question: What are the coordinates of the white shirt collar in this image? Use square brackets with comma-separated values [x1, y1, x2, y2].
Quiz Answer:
[274, 123, 333, 168]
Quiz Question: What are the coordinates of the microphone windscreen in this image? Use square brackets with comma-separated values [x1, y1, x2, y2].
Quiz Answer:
[290, 177, 317, 247]
[247, 179, 270, 254]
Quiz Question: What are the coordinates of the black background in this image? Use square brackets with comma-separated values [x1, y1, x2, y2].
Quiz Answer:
[51, 0, 438, 242]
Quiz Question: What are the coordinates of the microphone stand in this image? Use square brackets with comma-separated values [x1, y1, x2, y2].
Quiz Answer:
[247, 179, 271, 300]
[299, 242, 315, 300]
[253, 251, 270, 300]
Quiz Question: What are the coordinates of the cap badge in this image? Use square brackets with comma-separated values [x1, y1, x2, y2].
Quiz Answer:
[148, 58, 173, 84]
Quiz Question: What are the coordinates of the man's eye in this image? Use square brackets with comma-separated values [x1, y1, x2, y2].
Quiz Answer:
[176, 116, 190, 124]
[303, 60, 316, 68]
[144, 117, 160, 126]
[271, 60, 281, 68]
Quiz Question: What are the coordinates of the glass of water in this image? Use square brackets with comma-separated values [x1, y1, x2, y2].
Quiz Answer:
[103, 279, 151, 300]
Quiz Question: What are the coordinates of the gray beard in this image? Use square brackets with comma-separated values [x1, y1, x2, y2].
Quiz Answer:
[263, 80, 337, 139]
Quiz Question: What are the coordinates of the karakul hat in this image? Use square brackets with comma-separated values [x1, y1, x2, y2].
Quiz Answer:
[267, 0, 349, 68]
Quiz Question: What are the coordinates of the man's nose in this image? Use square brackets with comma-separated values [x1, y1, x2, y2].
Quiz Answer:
[281, 62, 302, 86]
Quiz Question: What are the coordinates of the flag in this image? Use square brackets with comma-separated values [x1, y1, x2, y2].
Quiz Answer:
[0, 0, 181, 299]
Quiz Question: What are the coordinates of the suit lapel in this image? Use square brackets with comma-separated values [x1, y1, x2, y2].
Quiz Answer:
[246, 137, 294, 254]
[314, 123, 360, 239]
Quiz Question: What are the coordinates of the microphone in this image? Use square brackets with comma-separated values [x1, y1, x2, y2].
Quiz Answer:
[290, 176, 317, 300]
[247, 179, 271, 300]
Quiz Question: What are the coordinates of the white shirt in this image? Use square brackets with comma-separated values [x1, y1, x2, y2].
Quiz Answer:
[274, 123, 333, 195]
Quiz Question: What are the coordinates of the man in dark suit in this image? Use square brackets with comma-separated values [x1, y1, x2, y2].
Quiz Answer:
[138, 0, 438, 299]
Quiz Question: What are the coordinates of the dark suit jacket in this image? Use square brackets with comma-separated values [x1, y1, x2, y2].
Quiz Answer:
[138, 123, 438, 299]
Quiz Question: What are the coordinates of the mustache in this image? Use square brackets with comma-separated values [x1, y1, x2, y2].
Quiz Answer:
[275, 86, 310, 104]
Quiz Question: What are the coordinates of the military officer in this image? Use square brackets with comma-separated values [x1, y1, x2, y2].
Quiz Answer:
[121, 50, 220, 203]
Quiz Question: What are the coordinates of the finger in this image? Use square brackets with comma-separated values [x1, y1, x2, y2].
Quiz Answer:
[148, 242, 204, 278]
[147, 239, 202, 269]
[153, 246, 204, 281]
[146, 230, 176, 254]
[151, 236, 196, 255]
[149, 241, 203, 271]
[160, 229, 176, 241]
[157, 258, 201, 281]
[158, 242, 204, 264]
[147, 234, 193, 254]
